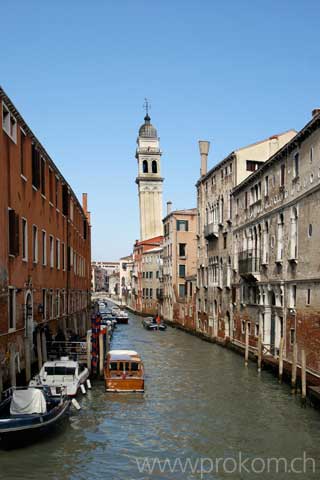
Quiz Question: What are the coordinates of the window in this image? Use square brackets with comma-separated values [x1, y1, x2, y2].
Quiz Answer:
[241, 320, 245, 334]
[49, 168, 54, 204]
[32, 225, 38, 263]
[152, 161, 157, 173]
[179, 264, 186, 278]
[149, 288, 153, 299]
[62, 184, 69, 215]
[70, 199, 74, 221]
[40, 157, 46, 195]
[293, 153, 299, 178]
[49, 235, 54, 268]
[56, 239, 60, 270]
[8, 209, 19, 256]
[42, 289, 47, 320]
[255, 323, 260, 337]
[306, 288, 311, 306]
[310, 147, 313, 164]
[143, 160, 148, 173]
[8, 287, 16, 331]
[55, 177, 59, 208]
[308, 224, 312, 237]
[179, 284, 186, 297]
[177, 220, 188, 231]
[31, 144, 40, 189]
[244, 192, 248, 209]
[223, 233, 227, 249]
[2, 103, 17, 142]
[265, 176, 269, 196]
[22, 218, 28, 261]
[289, 284, 297, 308]
[62, 242, 65, 270]
[20, 129, 26, 176]
[42, 230, 47, 266]
[290, 328, 295, 345]
[149, 271, 153, 279]
[179, 243, 186, 257]
[280, 164, 285, 187]
[246, 160, 263, 172]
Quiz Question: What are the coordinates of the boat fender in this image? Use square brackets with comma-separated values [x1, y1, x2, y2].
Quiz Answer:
[80, 384, 86, 394]
[72, 398, 81, 410]
[86, 379, 92, 389]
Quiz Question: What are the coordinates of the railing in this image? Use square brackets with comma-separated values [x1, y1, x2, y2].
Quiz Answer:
[47, 341, 88, 363]
[239, 251, 260, 275]
[204, 222, 218, 239]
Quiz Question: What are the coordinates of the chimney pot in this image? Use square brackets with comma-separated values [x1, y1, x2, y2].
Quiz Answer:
[312, 108, 320, 118]
[167, 201, 172, 215]
[199, 140, 210, 177]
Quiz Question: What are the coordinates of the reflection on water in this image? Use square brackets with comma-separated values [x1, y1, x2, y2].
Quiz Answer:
[1, 312, 320, 479]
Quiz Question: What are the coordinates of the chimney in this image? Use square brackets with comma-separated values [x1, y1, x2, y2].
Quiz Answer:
[312, 108, 320, 118]
[82, 193, 88, 214]
[167, 201, 172, 215]
[199, 141, 210, 177]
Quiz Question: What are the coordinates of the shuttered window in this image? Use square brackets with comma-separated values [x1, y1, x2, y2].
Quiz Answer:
[31, 144, 40, 189]
[9, 209, 19, 256]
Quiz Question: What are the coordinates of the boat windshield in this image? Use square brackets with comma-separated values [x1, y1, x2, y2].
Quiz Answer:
[44, 366, 76, 376]
[131, 362, 139, 371]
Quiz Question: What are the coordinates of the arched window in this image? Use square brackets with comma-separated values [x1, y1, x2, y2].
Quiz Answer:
[152, 160, 157, 173]
[143, 160, 148, 173]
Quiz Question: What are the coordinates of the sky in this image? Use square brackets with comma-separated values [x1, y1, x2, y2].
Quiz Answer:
[1, 0, 320, 261]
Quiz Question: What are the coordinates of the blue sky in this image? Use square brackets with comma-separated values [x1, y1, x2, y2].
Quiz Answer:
[1, 0, 319, 260]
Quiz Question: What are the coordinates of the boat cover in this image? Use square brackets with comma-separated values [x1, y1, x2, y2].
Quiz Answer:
[10, 388, 47, 415]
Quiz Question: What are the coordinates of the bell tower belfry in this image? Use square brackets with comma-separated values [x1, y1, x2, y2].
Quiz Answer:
[135, 107, 163, 241]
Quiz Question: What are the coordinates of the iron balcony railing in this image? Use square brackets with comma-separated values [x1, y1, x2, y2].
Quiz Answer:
[239, 250, 260, 275]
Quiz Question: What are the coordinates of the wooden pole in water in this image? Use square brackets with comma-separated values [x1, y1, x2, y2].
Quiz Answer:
[10, 344, 16, 387]
[0, 368, 3, 396]
[24, 337, 31, 382]
[99, 332, 104, 378]
[41, 331, 48, 363]
[301, 349, 307, 407]
[86, 330, 91, 373]
[257, 333, 262, 372]
[245, 322, 249, 367]
[36, 330, 42, 371]
[291, 342, 297, 394]
[279, 337, 284, 383]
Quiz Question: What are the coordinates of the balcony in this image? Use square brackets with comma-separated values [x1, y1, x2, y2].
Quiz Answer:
[239, 251, 261, 281]
[204, 222, 218, 239]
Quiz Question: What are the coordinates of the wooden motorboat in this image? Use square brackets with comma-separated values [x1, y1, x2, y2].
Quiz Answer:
[142, 317, 167, 331]
[116, 310, 129, 324]
[104, 350, 144, 393]
[29, 358, 89, 397]
[0, 387, 71, 441]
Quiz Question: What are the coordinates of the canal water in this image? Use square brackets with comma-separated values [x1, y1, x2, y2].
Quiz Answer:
[1, 310, 320, 479]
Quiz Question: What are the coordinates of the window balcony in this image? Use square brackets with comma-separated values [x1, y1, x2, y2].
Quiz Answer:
[239, 250, 261, 281]
[204, 222, 219, 239]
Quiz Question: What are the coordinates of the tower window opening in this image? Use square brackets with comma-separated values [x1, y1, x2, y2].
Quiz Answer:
[152, 160, 157, 173]
[143, 160, 148, 173]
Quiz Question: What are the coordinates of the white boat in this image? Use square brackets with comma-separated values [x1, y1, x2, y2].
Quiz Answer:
[29, 357, 89, 397]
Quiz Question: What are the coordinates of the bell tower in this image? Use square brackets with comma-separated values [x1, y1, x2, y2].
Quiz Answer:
[136, 106, 163, 241]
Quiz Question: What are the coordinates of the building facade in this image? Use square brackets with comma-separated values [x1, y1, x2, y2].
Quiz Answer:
[91, 261, 119, 292]
[161, 204, 197, 327]
[196, 131, 297, 340]
[120, 254, 134, 306]
[232, 109, 320, 378]
[0, 87, 91, 387]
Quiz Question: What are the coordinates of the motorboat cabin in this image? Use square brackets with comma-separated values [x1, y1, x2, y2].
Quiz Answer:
[104, 350, 144, 393]
[29, 358, 89, 397]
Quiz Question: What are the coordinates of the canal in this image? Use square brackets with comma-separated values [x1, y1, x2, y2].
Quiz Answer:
[1, 310, 320, 479]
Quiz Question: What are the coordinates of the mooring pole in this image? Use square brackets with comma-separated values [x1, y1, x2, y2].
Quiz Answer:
[301, 349, 307, 407]
[10, 344, 16, 387]
[36, 330, 42, 371]
[245, 322, 249, 367]
[257, 334, 262, 372]
[24, 337, 31, 382]
[291, 342, 297, 394]
[279, 337, 284, 383]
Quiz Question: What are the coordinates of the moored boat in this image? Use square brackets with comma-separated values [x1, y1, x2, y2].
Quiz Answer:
[104, 350, 144, 392]
[0, 387, 71, 442]
[29, 358, 89, 397]
[142, 317, 167, 331]
[116, 310, 129, 324]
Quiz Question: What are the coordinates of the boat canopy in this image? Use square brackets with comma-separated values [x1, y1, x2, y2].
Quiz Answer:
[109, 350, 139, 361]
[10, 388, 47, 415]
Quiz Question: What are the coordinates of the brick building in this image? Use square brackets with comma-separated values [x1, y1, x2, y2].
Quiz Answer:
[232, 109, 320, 380]
[161, 203, 197, 328]
[0, 87, 91, 387]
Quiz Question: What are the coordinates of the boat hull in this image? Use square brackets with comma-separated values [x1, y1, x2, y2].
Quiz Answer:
[105, 377, 144, 393]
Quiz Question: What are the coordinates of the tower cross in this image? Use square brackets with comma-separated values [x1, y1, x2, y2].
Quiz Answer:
[143, 98, 151, 116]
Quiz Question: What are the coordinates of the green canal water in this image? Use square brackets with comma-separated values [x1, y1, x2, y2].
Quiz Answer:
[1, 310, 320, 479]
